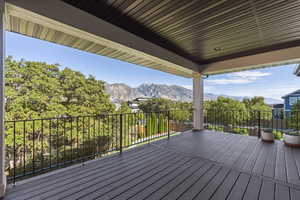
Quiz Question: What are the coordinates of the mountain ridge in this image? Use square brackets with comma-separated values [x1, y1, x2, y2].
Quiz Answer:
[105, 83, 283, 105]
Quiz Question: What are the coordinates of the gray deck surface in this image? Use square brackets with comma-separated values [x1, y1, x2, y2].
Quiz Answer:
[4, 130, 300, 200]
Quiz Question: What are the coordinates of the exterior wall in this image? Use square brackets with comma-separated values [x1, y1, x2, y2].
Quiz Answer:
[283, 95, 300, 111]
[284, 96, 291, 111]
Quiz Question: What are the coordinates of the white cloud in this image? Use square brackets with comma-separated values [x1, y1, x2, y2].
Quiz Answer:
[206, 78, 250, 85]
[182, 85, 193, 90]
[223, 85, 298, 100]
[231, 71, 271, 80]
[206, 70, 271, 85]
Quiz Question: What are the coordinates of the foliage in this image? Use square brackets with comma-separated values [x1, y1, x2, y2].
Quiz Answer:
[289, 100, 300, 130]
[138, 98, 176, 113]
[273, 130, 283, 140]
[204, 97, 249, 126]
[145, 113, 168, 136]
[138, 98, 192, 122]
[232, 127, 249, 135]
[284, 130, 300, 136]
[5, 58, 116, 176]
[5, 57, 115, 121]
[116, 102, 132, 114]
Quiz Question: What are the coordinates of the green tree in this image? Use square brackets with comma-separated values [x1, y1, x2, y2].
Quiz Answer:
[116, 102, 132, 114]
[205, 97, 249, 126]
[138, 98, 175, 113]
[289, 100, 300, 130]
[4, 58, 116, 175]
[242, 96, 272, 121]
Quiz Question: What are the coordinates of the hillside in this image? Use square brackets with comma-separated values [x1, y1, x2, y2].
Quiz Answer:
[105, 83, 282, 105]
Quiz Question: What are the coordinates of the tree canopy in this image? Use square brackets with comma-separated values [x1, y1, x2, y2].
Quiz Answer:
[5, 57, 115, 121]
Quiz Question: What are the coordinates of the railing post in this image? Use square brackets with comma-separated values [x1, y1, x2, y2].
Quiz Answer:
[119, 114, 123, 154]
[258, 111, 261, 138]
[167, 111, 170, 139]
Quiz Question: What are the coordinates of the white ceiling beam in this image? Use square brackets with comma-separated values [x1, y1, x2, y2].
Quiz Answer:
[202, 46, 300, 74]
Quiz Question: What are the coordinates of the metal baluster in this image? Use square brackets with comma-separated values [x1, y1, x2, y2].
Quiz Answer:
[56, 118, 59, 168]
[49, 120, 52, 168]
[23, 121, 26, 177]
[120, 114, 123, 154]
[93, 116, 96, 157]
[70, 117, 73, 162]
[33, 120, 35, 173]
[41, 119, 44, 170]
[13, 122, 16, 184]
[76, 117, 79, 160]
[63, 118, 66, 163]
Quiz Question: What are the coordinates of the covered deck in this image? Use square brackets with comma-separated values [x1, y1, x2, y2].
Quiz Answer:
[5, 131, 300, 200]
[2, 1, 300, 199]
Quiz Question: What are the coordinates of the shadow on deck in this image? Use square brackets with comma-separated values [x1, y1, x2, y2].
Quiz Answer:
[4, 130, 300, 200]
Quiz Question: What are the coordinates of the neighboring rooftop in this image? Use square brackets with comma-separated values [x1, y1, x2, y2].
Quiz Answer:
[282, 89, 300, 99]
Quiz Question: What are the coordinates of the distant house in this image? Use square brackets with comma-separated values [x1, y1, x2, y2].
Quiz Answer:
[133, 97, 152, 102]
[295, 65, 300, 76]
[282, 89, 300, 112]
[128, 97, 152, 112]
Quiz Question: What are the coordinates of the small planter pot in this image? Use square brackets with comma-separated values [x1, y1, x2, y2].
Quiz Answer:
[261, 129, 274, 142]
[284, 131, 300, 147]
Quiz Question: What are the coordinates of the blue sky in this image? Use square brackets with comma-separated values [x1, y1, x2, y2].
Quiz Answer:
[6, 32, 299, 101]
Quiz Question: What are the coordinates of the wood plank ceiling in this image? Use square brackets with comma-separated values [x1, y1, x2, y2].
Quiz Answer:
[62, 0, 300, 68]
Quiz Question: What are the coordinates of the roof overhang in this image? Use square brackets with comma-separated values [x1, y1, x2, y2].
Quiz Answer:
[5, 0, 300, 77]
[5, 0, 200, 78]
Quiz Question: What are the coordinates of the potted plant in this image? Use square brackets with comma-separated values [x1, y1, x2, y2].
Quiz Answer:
[283, 130, 300, 147]
[261, 128, 274, 142]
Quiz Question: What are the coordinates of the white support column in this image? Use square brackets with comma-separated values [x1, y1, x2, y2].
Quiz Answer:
[0, 0, 5, 197]
[193, 72, 204, 131]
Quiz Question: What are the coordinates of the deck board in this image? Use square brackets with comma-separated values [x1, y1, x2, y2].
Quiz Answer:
[243, 176, 262, 200]
[193, 168, 230, 200]
[160, 163, 213, 200]
[275, 141, 287, 182]
[263, 141, 277, 178]
[285, 147, 300, 185]
[177, 165, 221, 200]
[226, 173, 250, 200]
[210, 170, 240, 200]
[259, 180, 275, 200]
[275, 184, 290, 200]
[42, 151, 180, 200]
[5, 130, 300, 200]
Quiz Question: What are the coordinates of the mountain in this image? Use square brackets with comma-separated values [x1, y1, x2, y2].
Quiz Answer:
[105, 83, 283, 105]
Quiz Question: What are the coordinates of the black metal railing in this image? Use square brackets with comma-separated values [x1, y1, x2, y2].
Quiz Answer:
[204, 109, 300, 139]
[5, 110, 192, 183]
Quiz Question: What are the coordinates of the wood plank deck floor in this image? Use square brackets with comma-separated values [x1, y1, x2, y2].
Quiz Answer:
[157, 130, 300, 187]
[4, 130, 300, 200]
